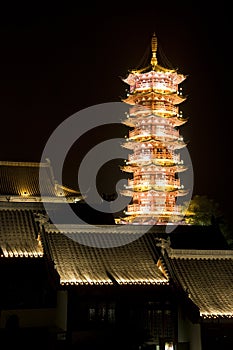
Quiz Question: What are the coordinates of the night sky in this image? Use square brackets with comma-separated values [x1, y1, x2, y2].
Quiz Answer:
[0, 5, 232, 220]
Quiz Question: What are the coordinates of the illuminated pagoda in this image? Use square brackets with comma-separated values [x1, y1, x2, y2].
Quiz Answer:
[116, 33, 188, 225]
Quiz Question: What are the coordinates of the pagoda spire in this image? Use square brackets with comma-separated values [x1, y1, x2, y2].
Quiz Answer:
[150, 32, 158, 68]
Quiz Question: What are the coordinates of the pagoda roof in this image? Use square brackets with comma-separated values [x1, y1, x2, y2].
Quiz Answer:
[0, 160, 80, 202]
[130, 63, 176, 74]
[42, 224, 168, 286]
[122, 90, 186, 106]
[123, 68, 187, 86]
[122, 140, 187, 151]
[122, 115, 188, 128]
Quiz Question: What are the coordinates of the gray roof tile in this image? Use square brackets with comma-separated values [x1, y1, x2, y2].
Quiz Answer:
[43, 230, 168, 286]
[168, 249, 233, 317]
[0, 209, 43, 257]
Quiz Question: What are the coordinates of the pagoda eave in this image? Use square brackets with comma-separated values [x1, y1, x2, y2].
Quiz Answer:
[122, 116, 188, 128]
[127, 135, 181, 144]
[124, 161, 181, 168]
[120, 188, 185, 197]
[123, 91, 186, 106]
[121, 139, 186, 150]
[116, 212, 185, 225]
[120, 164, 187, 173]
[124, 185, 184, 192]
[122, 66, 185, 85]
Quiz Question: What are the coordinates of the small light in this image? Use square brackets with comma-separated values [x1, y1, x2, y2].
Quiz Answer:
[21, 191, 29, 197]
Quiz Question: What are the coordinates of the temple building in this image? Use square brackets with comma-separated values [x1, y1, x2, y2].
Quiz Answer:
[0, 35, 233, 350]
[116, 33, 188, 225]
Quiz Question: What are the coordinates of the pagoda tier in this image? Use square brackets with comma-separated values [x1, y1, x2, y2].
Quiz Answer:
[123, 111, 187, 128]
[116, 33, 188, 225]
[122, 68, 187, 89]
[121, 166, 187, 193]
[115, 191, 186, 225]
[123, 176, 185, 193]
[122, 139, 186, 151]
[123, 105, 188, 127]
[127, 124, 179, 142]
[123, 91, 186, 116]
[123, 144, 184, 167]
[121, 163, 188, 174]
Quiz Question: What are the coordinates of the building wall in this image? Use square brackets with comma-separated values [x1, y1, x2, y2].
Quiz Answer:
[55, 290, 68, 331]
[177, 306, 202, 350]
[0, 308, 56, 328]
[68, 287, 179, 349]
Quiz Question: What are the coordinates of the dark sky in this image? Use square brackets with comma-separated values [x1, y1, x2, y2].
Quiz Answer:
[0, 4, 232, 219]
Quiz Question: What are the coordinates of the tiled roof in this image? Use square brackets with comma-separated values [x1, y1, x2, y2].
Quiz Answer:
[1, 190, 232, 320]
[42, 228, 168, 286]
[0, 208, 43, 257]
[167, 249, 233, 318]
[0, 160, 80, 200]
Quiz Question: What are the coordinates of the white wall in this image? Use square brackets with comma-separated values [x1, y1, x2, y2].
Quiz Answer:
[178, 306, 202, 350]
[55, 290, 68, 331]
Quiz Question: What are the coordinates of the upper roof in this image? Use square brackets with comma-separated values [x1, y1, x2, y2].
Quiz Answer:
[0, 206, 43, 258]
[0, 160, 80, 202]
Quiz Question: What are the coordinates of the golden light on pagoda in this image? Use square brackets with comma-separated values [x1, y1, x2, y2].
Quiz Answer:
[116, 33, 188, 225]
[20, 189, 30, 196]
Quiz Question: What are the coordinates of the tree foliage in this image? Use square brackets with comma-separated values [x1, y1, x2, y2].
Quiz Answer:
[183, 195, 233, 248]
[184, 195, 221, 225]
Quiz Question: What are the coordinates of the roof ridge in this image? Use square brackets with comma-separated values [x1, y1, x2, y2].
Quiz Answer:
[0, 161, 49, 167]
[168, 248, 233, 259]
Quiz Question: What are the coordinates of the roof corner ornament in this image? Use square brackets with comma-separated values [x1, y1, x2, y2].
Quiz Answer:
[156, 237, 171, 255]
[150, 32, 158, 69]
[34, 212, 50, 225]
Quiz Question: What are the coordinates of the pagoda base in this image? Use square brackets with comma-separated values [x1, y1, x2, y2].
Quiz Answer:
[115, 214, 185, 225]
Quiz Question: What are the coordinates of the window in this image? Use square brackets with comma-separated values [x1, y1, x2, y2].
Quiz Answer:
[88, 302, 116, 324]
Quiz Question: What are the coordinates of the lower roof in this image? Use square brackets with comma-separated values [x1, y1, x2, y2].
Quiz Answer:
[42, 228, 168, 286]
[166, 247, 233, 318]
[1, 201, 232, 319]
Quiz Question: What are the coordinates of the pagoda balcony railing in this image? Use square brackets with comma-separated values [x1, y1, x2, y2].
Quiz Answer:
[134, 82, 176, 93]
[127, 178, 180, 188]
[124, 114, 183, 129]
[133, 118, 174, 127]
[128, 105, 178, 117]
[128, 127, 179, 139]
[129, 124, 179, 138]
[128, 106, 158, 117]
[125, 203, 183, 215]
[128, 153, 180, 163]
[137, 100, 178, 112]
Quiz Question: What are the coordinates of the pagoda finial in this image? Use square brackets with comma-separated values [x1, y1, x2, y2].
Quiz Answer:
[150, 32, 158, 68]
